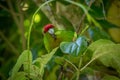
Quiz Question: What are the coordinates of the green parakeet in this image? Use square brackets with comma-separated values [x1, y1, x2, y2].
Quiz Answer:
[43, 24, 74, 53]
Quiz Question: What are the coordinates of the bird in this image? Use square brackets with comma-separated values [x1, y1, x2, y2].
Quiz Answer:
[43, 24, 74, 53]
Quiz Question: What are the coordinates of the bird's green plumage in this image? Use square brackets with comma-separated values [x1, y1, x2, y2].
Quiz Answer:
[44, 30, 74, 53]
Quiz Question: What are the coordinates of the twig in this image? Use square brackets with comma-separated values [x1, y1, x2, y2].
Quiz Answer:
[64, 58, 78, 71]
[76, 0, 95, 34]
[0, 31, 19, 56]
[27, 0, 55, 77]
[27, 0, 55, 50]
[0, 3, 10, 12]
[44, 0, 60, 29]
[16, 1, 26, 50]
[7, 0, 26, 50]
[101, 0, 106, 19]
[80, 58, 94, 72]
[80, 51, 109, 72]
[76, 14, 86, 34]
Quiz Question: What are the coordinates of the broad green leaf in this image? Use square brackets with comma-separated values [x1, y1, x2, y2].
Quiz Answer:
[101, 75, 120, 80]
[92, 44, 120, 74]
[60, 36, 88, 56]
[88, 39, 114, 52]
[11, 50, 32, 79]
[97, 20, 119, 29]
[82, 39, 114, 65]
[60, 42, 78, 55]
[75, 36, 88, 54]
[88, 27, 111, 41]
[32, 47, 58, 77]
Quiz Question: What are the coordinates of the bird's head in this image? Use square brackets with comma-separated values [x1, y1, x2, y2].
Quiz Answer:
[43, 24, 56, 40]
[43, 24, 55, 35]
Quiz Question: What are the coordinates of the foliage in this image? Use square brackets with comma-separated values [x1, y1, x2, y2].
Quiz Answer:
[0, 0, 120, 80]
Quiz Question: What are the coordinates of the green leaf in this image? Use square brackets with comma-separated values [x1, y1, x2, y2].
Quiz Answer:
[75, 36, 88, 55]
[32, 47, 58, 76]
[60, 36, 88, 56]
[11, 50, 32, 79]
[97, 20, 119, 29]
[30, 65, 42, 80]
[9, 72, 27, 80]
[83, 39, 114, 65]
[101, 75, 120, 80]
[92, 44, 120, 74]
[60, 42, 78, 55]
[88, 39, 114, 52]
[88, 27, 111, 41]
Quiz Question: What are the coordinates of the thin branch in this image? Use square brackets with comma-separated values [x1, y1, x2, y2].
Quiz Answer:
[7, 0, 26, 50]
[76, 14, 86, 34]
[27, 0, 55, 50]
[64, 58, 78, 71]
[0, 0, 26, 51]
[43, 0, 60, 29]
[80, 58, 94, 72]
[101, 0, 107, 20]
[17, 1, 26, 50]
[80, 51, 109, 72]
[0, 3, 10, 12]
[27, 0, 55, 76]
[76, 0, 95, 34]
[7, 0, 20, 27]
[0, 31, 19, 56]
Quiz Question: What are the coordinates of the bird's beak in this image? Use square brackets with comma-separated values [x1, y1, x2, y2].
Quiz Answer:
[48, 28, 56, 40]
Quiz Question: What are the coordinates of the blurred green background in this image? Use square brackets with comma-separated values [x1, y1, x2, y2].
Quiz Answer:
[0, 0, 120, 80]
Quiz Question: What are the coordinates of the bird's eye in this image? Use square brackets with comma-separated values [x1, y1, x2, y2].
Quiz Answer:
[48, 28, 54, 34]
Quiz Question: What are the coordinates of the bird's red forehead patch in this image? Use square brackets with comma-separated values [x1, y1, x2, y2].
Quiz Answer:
[43, 24, 54, 33]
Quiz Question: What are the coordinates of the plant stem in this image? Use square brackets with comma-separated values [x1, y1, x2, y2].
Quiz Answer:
[80, 24, 89, 35]
[80, 51, 109, 72]
[101, 0, 106, 19]
[64, 58, 78, 71]
[65, 0, 95, 34]
[27, 0, 55, 77]
[75, 55, 83, 80]
[7, 0, 26, 50]
[77, 0, 95, 34]
[80, 58, 94, 72]
[27, 0, 55, 50]
[64, 57, 83, 80]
